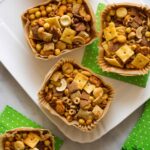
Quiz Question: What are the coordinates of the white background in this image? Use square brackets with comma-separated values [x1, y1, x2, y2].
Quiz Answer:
[0, 0, 149, 149]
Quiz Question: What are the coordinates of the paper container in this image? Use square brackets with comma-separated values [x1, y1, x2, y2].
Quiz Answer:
[98, 3, 150, 76]
[21, 0, 97, 60]
[38, 58, 114, 132]
[0, 127, 55, 149]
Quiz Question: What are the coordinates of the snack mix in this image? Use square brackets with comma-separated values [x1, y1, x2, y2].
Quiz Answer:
[22, 0, 96, 59]
[39, 59, 113, 131]
[1, 128, 54, 150]
[100, 4, 150, 70]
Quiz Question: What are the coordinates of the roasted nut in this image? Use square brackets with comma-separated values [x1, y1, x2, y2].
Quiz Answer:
[109, 9, 115, 16]
[56, 78, 67, 92]
[62, 63, 74, 74]
[28, 8, 40, 14]
[51, 71, 63, 82]
[57, 5, 67, 16]
[43, 23, 50, 30]
[14, 141, 25, 150]
[79, 5, 87, 17]
[116, 7, 127, 18]
[56, 101, 65, 115]
[136, 26, 143, 39]
[29, 14, 35, 20]
[35, 11, 41, 18]
[78, 118, 85, 125]
[125, 27, 132, 33]
[66, 115, 73, 122]
[86, 119, 93, 125]
[56, 41, 66, 50]
[44, 140, 51, 146]
[46, 6, 52, 13]
[60, 15, 72, 27]
[36, 43, 42, 51]
[55, 49, 61, 55]
[93, 87, 104, 98]
[117, 35, 126, 43]
[128, 32, 136, 39]
[38, 27, 45, 33]
[89, 75, 101, 87]
[145, 31, 150, 37]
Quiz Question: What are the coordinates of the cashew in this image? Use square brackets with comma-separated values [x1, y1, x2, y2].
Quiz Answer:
[136, 26, 143, 39]
[56, 79, 67, 92]
[57, 5, 67, 16]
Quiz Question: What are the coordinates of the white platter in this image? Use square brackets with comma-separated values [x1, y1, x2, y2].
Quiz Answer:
[0, 0, 150, 143]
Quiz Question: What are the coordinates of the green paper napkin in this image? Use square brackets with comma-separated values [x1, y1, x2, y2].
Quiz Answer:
[122, 99, 150, 150]
[82, 3, 150, 88]
[0, 105, 63, 150]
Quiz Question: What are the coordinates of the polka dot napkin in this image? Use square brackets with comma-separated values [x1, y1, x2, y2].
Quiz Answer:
[122, 99, 150, 150]
[0, 105, 63, 150]
[82, 3, 150, 88]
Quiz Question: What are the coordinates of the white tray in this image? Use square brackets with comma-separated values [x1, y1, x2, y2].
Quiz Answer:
[0, 0, 150, 143]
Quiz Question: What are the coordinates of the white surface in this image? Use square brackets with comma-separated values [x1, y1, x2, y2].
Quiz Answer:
[0, 0, 150, 146]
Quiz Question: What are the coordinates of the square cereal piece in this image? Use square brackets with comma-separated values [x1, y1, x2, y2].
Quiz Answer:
[44, 17, 61, 28]
[104, 57, 123, 68]
[24, 133, 40, 148]
[104, 22, 117, 41]
[84, 82, 95, 94]
[116, 44, 134, 63]
[73, 73, 88, 90]
[131, 53, 150, 69]
[60, 28, 76, 44]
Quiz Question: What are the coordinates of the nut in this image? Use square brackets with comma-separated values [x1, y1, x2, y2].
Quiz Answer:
[57, 5, 67, 16]
[56, 100, 65, 115]
[89, 75, 101, 87]
[93, 87, 104, 98]
[117, 35, 126, 43]
[136, 26, 143, 39]
[51, 71, 63, 82]
[14, 141, 25, 150]
[62, 63, 74, 74]
[128, 32, 136, 40]
[56, 41, 66, 50]
[56, 78, 67, 92]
